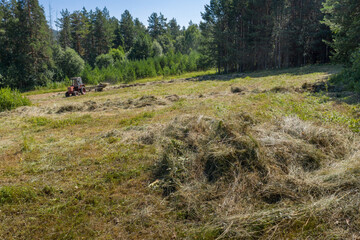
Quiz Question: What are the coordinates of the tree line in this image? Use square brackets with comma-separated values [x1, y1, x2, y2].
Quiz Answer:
[200, 0, 332, 73]
[322, 0, 360, 91]
[0, 0, 203, 90]
[0, 0, 359, 90]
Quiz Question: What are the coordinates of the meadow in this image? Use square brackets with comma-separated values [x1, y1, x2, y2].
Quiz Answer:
[1, 64, 360, 239]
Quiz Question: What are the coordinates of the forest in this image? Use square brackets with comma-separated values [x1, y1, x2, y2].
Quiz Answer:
[0, 0, 359, 90]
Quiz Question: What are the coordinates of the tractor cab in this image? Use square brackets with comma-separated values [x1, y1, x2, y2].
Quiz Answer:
[72, 77, 83, 87]
[65, 77, 86, 97]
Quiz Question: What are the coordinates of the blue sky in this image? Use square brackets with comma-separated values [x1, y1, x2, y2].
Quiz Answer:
[39, 0, 210, 29]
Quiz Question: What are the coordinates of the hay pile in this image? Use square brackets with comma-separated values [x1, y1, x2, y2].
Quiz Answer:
[150, 114, 359, 238]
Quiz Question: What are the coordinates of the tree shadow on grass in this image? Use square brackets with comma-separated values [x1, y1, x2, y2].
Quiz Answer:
[307, 77, 360, 106]
[320, 89, 360, 106]
[247, 64, 342, 78]
[190, 64, 342, 82]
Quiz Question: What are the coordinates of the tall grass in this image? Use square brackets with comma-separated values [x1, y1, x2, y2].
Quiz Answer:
[0, 87, 31, 112]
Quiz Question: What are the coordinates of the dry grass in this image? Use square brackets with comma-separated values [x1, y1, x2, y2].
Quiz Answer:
[1, 64, 360, 239]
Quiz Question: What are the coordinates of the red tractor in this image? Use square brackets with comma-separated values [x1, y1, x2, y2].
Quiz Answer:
[65, 77, 86, 97]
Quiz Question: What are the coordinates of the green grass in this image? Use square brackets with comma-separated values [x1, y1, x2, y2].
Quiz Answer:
[23, 87, 68, 96]
[0, 186, 37, 205]
[118, 111, 155, 126]
[23, 69, 217, 96]
[27, 114, 93, 129]
[2, 64, 360, 239]
[0, 87, 31, 111]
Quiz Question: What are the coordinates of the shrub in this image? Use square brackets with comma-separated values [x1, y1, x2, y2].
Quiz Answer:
[0, 87, 31, 112]
[81, 64, 96, 84]
[152, 40, 163, 57]
[83, 51, 210, 84]
[95, 54, 114, 69]
[58, 47, 85, 79]
[129, 34, 154, 60]
[109, 47, 125, 62]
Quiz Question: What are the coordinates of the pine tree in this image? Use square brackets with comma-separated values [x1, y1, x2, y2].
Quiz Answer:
[0, 0, 52, 89]
[168, 18, 181, 40]
[113, 18, 123, 49]
[91, 7, 114, 56]
[119, 10, 135, 52]
[57, 9, 72, 48]
[148, 12, 167, 40]
[201, 0, 331, 73]
[322, 0, 360, 63]
[129, 34, 153, 60]
[70, 10, 89, 57]
[184, 24, 201, 54]
[134, 18, 147, 38]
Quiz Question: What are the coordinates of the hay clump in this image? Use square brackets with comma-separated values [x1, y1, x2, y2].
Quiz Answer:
[231, 86, 247, 94]
[165, 94, 180, 102]
[149, 114, 359, 238]
[56, 104, 84, 113]
[281, 116, 351, 159]
[153, 114, 266, 196]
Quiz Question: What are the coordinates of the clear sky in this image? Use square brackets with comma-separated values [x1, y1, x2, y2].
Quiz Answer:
[38, 0, 210, 29]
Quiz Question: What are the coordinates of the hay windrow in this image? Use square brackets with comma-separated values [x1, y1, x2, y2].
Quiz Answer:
[55, 95, 173, 113]
[149, 113, 360, 238]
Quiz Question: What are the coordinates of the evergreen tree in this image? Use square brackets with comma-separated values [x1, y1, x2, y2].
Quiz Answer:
[129, 34, 153, 60]
[134, 18, 147, 38]
[91, 8, 115, 56]
[168, 18, 181, 40]
[70, 10, 89, 57]
[322, 0, 360, 63]
[113, 18, 123, 49]
[119, 10, 135, 52]
[201, 0, 331, 73]
[184, 24, 201, 54]
[0, 0, 52, 89]
[57, 9, 72, 48]
[148, 12, 167, 40]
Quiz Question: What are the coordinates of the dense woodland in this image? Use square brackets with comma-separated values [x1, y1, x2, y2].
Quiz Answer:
[201, 0, 332, 72]
[0, 0, 359, 90]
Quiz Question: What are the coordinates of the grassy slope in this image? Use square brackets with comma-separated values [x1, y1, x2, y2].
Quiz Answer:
[23, 70, 217, 96]
[1, 64, 360, 239]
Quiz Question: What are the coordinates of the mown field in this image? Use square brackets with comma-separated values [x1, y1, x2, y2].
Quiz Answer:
[1, 65, 360, 239]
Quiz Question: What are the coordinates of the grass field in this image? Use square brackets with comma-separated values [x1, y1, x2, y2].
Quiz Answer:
[1, 64, 360, 239]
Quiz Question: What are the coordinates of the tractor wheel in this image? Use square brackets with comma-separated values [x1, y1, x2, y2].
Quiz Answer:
[80, 87, 86, 95]
[65, 92, 70, 98]
[72, 92, 76, 96]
